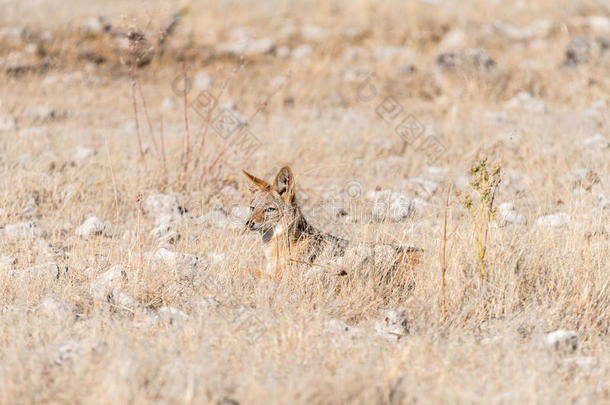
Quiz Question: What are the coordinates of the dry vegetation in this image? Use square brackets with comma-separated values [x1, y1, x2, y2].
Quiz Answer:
[0, 0, 609, 403]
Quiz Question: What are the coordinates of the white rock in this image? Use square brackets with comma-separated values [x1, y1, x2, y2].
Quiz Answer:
[229, 205, 250, 227]
[54, 341, 87, 365]
[193, 70, 213, 90]
[505, 92, 547, 114]
[91, 265, 126, 301]
[143, 192, 184, 220]
[301, 24, 327, 41]
[19, 127, 49, 138]
[291, 44, 313, 60]
[439, 29, 466, 49]
[583, 133, 609, 150]
[0, 255, 17, 268]
[373, 46, 414, 62]
[408, 177, 440, 198]
[37, 295, 71, 319]
[367, 190, 415, 222]
[11, 262, 63, 280]
[497, 202, 527, 226]
[0, 221, 47, 239]
[493, 21, 532, 40]
[375, 309, 409, 340]
[160, 97, 177, 111]
[588, 16, 610, 34]
[324, 319, 361, 338]
[159, 306, 189, 325]
[197, 210, 231, 228]
[545, 329, 577, 351]
[217, 38, 275, 56]
[79, 16, 111, 37]
[342, 27, 365, 41]
[564, 356, 597, 370]
[150, 219, 179, 243]
[73, 146, 96, 164]
[152, 248, 209, 273]
[28, 105, 60, 122]
[536, 213, 570, 228]
[0, 114, 17, 131]
[75, 216, 105, 237]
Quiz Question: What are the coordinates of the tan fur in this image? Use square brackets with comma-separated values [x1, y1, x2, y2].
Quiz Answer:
[242, 166, 422, 279]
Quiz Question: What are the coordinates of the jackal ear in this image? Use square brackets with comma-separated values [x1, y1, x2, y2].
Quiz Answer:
[273, 166, 295, 203]
[241, 170, 270, 193]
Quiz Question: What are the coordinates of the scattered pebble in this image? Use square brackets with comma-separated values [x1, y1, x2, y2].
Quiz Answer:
[91, 265, 126, 302]
[545, 329, 577, 351]
[301, 24, 327, 42]
[497, 202, 527, 226]
[75, 216, 106, 237]
[0, 114, 17, 131]
[37, 295, 71, 320]
[505, 92, 547, 114]
[375, 309, 409, 341]
[536, 213, 570, 228]
[0, 221, 47, 239]
[583, 133, 609, 150]
[291, 44, 313, 60]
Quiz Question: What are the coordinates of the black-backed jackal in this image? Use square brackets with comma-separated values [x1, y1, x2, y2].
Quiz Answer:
[242, 166, 422, 280]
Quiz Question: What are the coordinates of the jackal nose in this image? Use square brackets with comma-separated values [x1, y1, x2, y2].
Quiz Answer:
[245, 219, 254, 229]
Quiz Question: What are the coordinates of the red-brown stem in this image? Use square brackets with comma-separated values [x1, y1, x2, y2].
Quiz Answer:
[440, 183, 452, 322]
[585, 189, 592, 309]
[130, 67, 145, 161]
[182, 62, 191, 185]
[137, 82, 160, 157]
[136, 194, 144, 280]
[159, 114, 168, 184]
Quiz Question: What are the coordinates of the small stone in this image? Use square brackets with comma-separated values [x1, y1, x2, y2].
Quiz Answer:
[583, 133, 609, 150]
[505, 92, 547, 114]
[73, 146, 96, 164]
[436, 49, 496, 74]
[193, 70, 213, 90]
[0, 221, 47, 239]
[143, 192, 185, 220]
[54, 341, 87, 365]
[0, 255, 17, 268]
[373, 46, 414, 63]
[375, 309, 409, 340]
[11, 262, 63, 280]
[37, 295, 71, 320]
[497, 202, 527, 226]
[28, 105, 61, 122]
[342, 27, 366, 41]
[91, 265, 126, 301]
[324, 319, 361, 338]
[79, 16, 111, 37]
[536, 213, 570, 228]
[0, 114, 17, 132]
[159, 306, 189, 325]
[301, 24, 327, 41]
[197, 210, 231, 228]
[545, 329, 577, 351]
[150, 219, 179, 244]
[75, 216, 105, 237]
[291, 44, 313, 60]
[19, 127, 49, 138]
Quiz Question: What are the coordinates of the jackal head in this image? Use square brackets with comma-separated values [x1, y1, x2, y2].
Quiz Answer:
[241, 166, 297, 242]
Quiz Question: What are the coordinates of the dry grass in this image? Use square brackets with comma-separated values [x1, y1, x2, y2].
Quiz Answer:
[0, 0, 609, 403]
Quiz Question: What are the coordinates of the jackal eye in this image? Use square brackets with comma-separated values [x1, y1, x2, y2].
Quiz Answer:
[264, 207, 277, 213]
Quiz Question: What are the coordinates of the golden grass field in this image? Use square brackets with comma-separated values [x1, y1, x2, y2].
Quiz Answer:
[0, 0, 609, 403]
